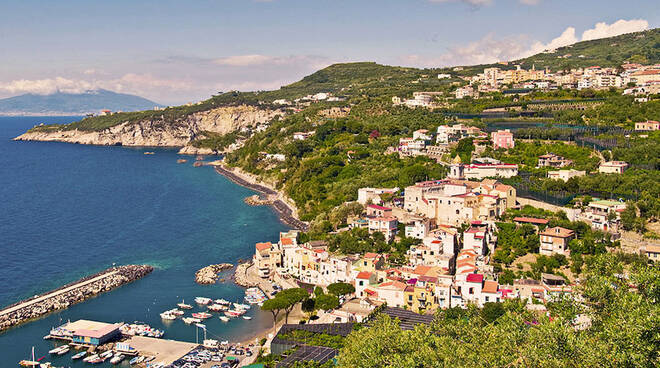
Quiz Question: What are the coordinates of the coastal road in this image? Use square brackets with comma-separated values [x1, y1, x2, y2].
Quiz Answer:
[0, 270, 119, 317]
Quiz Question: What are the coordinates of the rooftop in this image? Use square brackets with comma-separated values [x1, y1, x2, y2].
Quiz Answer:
[513, 217, 549, 225]
[540, 227, 575, 238]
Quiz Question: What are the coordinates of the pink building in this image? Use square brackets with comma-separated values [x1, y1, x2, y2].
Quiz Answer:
[491, 129, 515, 149]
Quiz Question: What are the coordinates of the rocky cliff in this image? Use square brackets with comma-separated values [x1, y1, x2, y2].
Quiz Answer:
[14, 105, 283, 148]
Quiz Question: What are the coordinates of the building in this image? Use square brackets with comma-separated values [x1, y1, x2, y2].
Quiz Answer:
[255, 242, 276, 278]
[539, 227, 575, 256]
[355, 271, 377, 298]
[491, 130, 515, 149]
[366, 204, 393, 218]
[462, 163, 518, 179]
[640, 245, 660, 262]
[599, 161, 629, 174]
[373, 281, 407, 307]
[580, 200, 626, 233]
[64, 320, 122, 346]
[635, 120, 660, 131]
[293, 131, 315, 140]
[548, 169, 586, 182]
[455, 86, 478, 99]
[368, 217, 398, 242]
[537, 153, 572, 168]
[405, 216, 432, 240]
[357, 187, 399, 205]
[513, 217, 549, 231]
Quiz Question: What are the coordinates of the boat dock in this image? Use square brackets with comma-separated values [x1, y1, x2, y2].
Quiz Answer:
[0, 265, 153, 332]
[124, 336, 198, 365]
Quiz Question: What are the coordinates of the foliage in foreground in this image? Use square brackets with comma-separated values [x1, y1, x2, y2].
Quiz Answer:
[336, 253, 659, 368]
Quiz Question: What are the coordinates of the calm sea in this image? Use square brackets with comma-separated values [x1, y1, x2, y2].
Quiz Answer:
[0, 116, 288, 365]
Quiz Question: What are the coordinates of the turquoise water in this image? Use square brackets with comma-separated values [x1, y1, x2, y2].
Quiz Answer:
[0, 116, 288, 365]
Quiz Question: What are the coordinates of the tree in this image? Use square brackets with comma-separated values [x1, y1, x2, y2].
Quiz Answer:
[315, 294, 340, 311]
[261, 297, 288, 328]
[327, 282, 355, 297]
[480, 302, 505, 323]
[278, 288, 309, 323]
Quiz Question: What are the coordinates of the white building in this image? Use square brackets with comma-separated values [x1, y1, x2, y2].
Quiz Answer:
[547, 169, 586, 182]
[598, 161, 628, 174]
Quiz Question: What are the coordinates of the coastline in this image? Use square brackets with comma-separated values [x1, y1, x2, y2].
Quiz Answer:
[212, 161, 309, 231]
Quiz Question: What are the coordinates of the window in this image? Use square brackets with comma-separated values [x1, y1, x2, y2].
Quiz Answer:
[359, 281, 364, 286]
[469, 287, 474, 294]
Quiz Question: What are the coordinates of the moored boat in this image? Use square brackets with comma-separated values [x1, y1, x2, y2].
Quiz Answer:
[219, 316, 230, 322]
[110, 353, 125, 364]
[192, 312, 212, 319]
[182, 317, 201, 324]
[160, 312, 176, 320]
[83, 354, 99, 362]
[195, 297, 212, 305]
[177, 300, 193, 309]
[71, 351, 86, 360]
[56, 346, 70, 355]
[242, 316, 252, 320]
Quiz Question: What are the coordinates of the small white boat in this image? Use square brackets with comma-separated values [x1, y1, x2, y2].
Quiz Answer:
[183, 317, 202, 324]
[192, 312, 212, 319]
[195, 297, 212, 305]
[83, 354, 99, 362]
[215, 299, 230, 305]
[177, 300, 193, 309]
[110, 353, 124, 364]
[160, 312, 176, 320]
[169, 308, 184, 316]
[42, 335, 51, 340]
[56, 346, 70, 355]
[71, 351, 86, 360]
[48, 346, 65, 354]
[100, 350, 114, 358]
[219, 316, 230, 322]
[242, 316, 252, 320]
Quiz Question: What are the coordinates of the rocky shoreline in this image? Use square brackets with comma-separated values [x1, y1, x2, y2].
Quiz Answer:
[195, 263, 234, 284]
[233, 261, 257, 288]
[0, 265, 153, 332]
[213, 164, 309, 231]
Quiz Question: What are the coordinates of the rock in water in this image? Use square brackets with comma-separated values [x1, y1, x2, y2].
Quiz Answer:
[195, 263, 233, 284]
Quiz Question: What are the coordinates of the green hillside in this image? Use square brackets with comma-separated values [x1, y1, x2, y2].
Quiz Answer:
[29, 28, 660, 133]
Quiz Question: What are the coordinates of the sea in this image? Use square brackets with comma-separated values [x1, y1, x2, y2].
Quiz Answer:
[0, 116, 289, 366]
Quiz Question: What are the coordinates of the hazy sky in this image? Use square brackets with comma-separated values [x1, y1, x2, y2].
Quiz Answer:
[0, 0, 658, 104]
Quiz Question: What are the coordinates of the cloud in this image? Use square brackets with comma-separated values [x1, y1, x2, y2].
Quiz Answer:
[0, 74, 194, 98]
[581, 19, 648, 41]
[399, 17, 649, 68]
[214, 54, 274, 67]
[525, 27, 578, 55]
[400, 33, 531, 67]
[518, 0, 540, 4]
[0, 77, 96, 95]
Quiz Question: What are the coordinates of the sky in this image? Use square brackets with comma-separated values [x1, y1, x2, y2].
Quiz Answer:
[0, 0, 658, 105]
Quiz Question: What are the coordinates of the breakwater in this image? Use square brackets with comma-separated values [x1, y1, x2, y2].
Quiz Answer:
[0, 265, 153, 332]
[195, 263, 234, 284]
[213, 165, 308, 231]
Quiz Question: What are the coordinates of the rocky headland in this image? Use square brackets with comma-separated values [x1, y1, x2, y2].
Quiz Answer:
[13, 105, 283, 148]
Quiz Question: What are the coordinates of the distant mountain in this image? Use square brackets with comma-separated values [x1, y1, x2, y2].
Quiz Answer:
[0, 89, 163, 115]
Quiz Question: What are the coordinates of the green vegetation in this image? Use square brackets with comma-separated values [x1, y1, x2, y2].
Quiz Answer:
[516, 28, 660, 70]
[225, 105, 448, 220]
[336, 253, 659, 368]
[261, 288, 309, 327]
[492, 222, 540, 265]
[485, 140, 600, 172]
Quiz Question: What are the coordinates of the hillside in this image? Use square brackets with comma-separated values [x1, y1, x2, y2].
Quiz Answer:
[0, 89, 163, 116]
[19, 28, 659, 136]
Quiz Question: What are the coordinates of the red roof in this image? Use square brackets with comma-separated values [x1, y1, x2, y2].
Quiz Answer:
[466, 274, 484, 283]
[280, 237, 294, 246]
[514, 217, 549, 225]
[356, 271, 372, 280]
[367, 204, 391, 211]
[364, 252, 379, 259]
[255, 242, 271, 251]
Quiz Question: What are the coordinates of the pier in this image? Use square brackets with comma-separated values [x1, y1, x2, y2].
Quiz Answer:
[0, 265, 153, 332]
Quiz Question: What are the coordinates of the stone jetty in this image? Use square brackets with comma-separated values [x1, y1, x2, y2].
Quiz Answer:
[233, 261, 257, 288]
[195, 263, 233, 285]
[0, 265, 153, 332]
